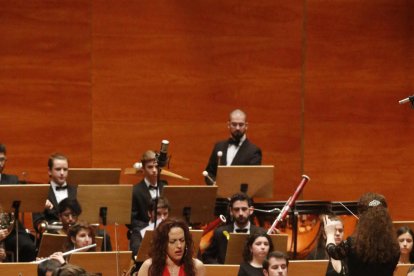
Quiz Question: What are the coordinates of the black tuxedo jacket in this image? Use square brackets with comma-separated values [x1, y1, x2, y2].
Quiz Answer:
[130, 179, 166, 230]
[33, 184, 77, 231]
[201, 223, 263, 264]
[0, 173, 19, 184]
[204, 138, 262, 184]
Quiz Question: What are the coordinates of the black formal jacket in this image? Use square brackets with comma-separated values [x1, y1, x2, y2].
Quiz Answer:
[33, 184, 77, 231]
[130, 179, 166, 230]
[204, 138, 262, 184]
[201, 223, 263, 264]
[0, 173, 19, 184]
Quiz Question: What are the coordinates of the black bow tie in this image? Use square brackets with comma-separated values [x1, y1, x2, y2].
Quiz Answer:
[228, 138, 240, 146]
[235, 228, 248, 233]
[55, 185, 67, 191]
[148, 185, 158, 190]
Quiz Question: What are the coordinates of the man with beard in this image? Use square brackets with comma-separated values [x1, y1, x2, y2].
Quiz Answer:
[202, 193, 263, 264]
[204, 109, 262, 185]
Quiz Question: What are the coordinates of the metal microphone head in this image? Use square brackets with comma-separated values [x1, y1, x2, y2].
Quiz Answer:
[202, 171, 209, 177]
[157, 140, 169, 167]
[217, 151, 223, 157]
[133, 162, 143, 170]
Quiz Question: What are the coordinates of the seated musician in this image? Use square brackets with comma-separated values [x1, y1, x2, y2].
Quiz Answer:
[262, 251, 289, 276]
[397, 226, 414, 264]
[202, 193, 264, 264]
[63, 221, 96, 252]
[138, 218, 205, 276]
[130, 196, 170, 258]
[130, 150, 167, 231]
[238, 230, 274, 276]
[308, 215, 347, 276]
[43, 198, 112, 251]
[37, 252, 65, 276]
[33, 153, 77, 234]
[0, 143, 36, 262]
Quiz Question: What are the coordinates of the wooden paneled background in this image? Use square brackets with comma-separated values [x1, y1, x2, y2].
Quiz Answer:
[1, 0, 413, 228]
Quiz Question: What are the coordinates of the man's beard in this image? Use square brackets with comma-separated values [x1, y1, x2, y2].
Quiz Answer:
[231, 131, 244, 143]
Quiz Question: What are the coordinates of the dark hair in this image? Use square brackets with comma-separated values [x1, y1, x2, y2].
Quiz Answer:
[52, 264, 90, 276]
[230, 193, 253, 208]
[263, 251, 289, 271]
[242, 230, 274, 262]
[148, 197, 171, 212]
[397, 226, 414, 263]
[354, 192, 400, 263]
[38, 259, 62, 276]
[0, 144, 6, 154]
[48, 153, 68, 170]
[149, 218, 195, 276]
[64, 221, 96, 252]
[58, 198, 82, 216]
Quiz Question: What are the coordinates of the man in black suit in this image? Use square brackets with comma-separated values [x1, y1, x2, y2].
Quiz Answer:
[204, 109, 262, 185]
[202, 193, 264, 264]
[33, 153, 77, 233]
[0, 143, 36, 262]
[130, 150, 167, 231]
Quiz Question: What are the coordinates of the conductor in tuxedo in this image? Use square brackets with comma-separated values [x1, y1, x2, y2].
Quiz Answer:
[0, 144, 36, 262]
[130, 150, 167, 231]
[33, 153, 77, 233]
[204, 109, 262, 185]
[202, 193, 264, 264]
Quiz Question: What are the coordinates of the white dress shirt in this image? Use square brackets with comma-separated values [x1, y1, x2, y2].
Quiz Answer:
[226, 135, 246, 165]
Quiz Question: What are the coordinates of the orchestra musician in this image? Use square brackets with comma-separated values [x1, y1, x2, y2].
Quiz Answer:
[324, 192, 400, 276]
[130, 150, 167, 231]
[396, 226, 414, 264]
[138, 218, 205, 276]
[202, 193, 264, 264]
[262, 251, 289, 276]
[63, 221, 96, 252]
[204, 109, 262, 185]
[33, 153, 77, 233]
[0, 143, 36, 262]
[238, 230, 274, 276]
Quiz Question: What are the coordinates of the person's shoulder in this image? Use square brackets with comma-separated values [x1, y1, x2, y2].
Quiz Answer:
[1, 173, 19, 184]
[138, 258, 152, 276]
[244, 139, 261, 150]
[193, 258, 206, 275]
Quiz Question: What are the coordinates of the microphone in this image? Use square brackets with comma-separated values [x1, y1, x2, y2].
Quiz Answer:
[133, 162, 143, 170]
[157, 140, 169, 168]
[202, 171, 216, 185]
[217, 151, 223, 166]
[398, 95, 414, 104]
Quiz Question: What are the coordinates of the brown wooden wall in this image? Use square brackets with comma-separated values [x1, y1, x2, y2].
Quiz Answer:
[1, 1, 413, 219]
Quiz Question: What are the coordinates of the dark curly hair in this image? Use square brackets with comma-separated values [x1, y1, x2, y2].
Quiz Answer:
[396, 226, 414, 263]
[242, 229, 274, 262]
[149, 218, 195, 276]
[354, 192, 399, 263]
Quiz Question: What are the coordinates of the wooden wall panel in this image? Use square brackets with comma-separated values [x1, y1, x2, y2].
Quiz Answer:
[0, 1, 92, 182]
[91, 1, 304, 198]
[304, 0, 414, 219]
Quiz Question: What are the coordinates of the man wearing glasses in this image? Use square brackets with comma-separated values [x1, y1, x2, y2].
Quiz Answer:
[204, 109, 262, 185]
[0, 144, 19, 184]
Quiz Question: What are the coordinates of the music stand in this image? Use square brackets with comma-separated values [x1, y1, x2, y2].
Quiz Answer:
[393, 221, 414, 231]
[67, 168, 121, 184]
[289, 260, 330, 275]
[136, 229, 203, 262]
[215, 165, 274, 198]
[224, 233, 288, 264]
[77, 185, 132, 251]
[0, 263, 38, 275]
[68, 251, 132, 276]
[162, 186, 217, 225]
[37, 233, 103, 258]
[0, 184, 49, 262]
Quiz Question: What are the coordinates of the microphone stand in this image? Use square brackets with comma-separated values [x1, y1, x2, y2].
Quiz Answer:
[153, 154, 162, 230]
[12, 200, 21, 262]
[99, 207, 107, 251]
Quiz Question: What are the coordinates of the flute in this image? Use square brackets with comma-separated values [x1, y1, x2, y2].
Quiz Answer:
[33, 243, 97, 264]
[267, 175, 310, 234]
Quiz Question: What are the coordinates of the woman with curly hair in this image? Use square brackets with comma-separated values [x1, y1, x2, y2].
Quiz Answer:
[138, 218, 205, 276]
[324, 192, 400, 276]
[396, 226, 414, 264]
[238, 230, 274, 276]
[63, 221, 96, 252]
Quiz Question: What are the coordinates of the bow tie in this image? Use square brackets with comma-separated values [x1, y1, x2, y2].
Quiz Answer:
[148, 185, 158, 190]
[55, 185, 67, 191]
[235, 228, 248, 233]
[228, 138, 240, 146]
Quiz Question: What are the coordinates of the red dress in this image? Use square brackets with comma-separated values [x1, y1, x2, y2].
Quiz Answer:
[162, 265, 186, 276]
